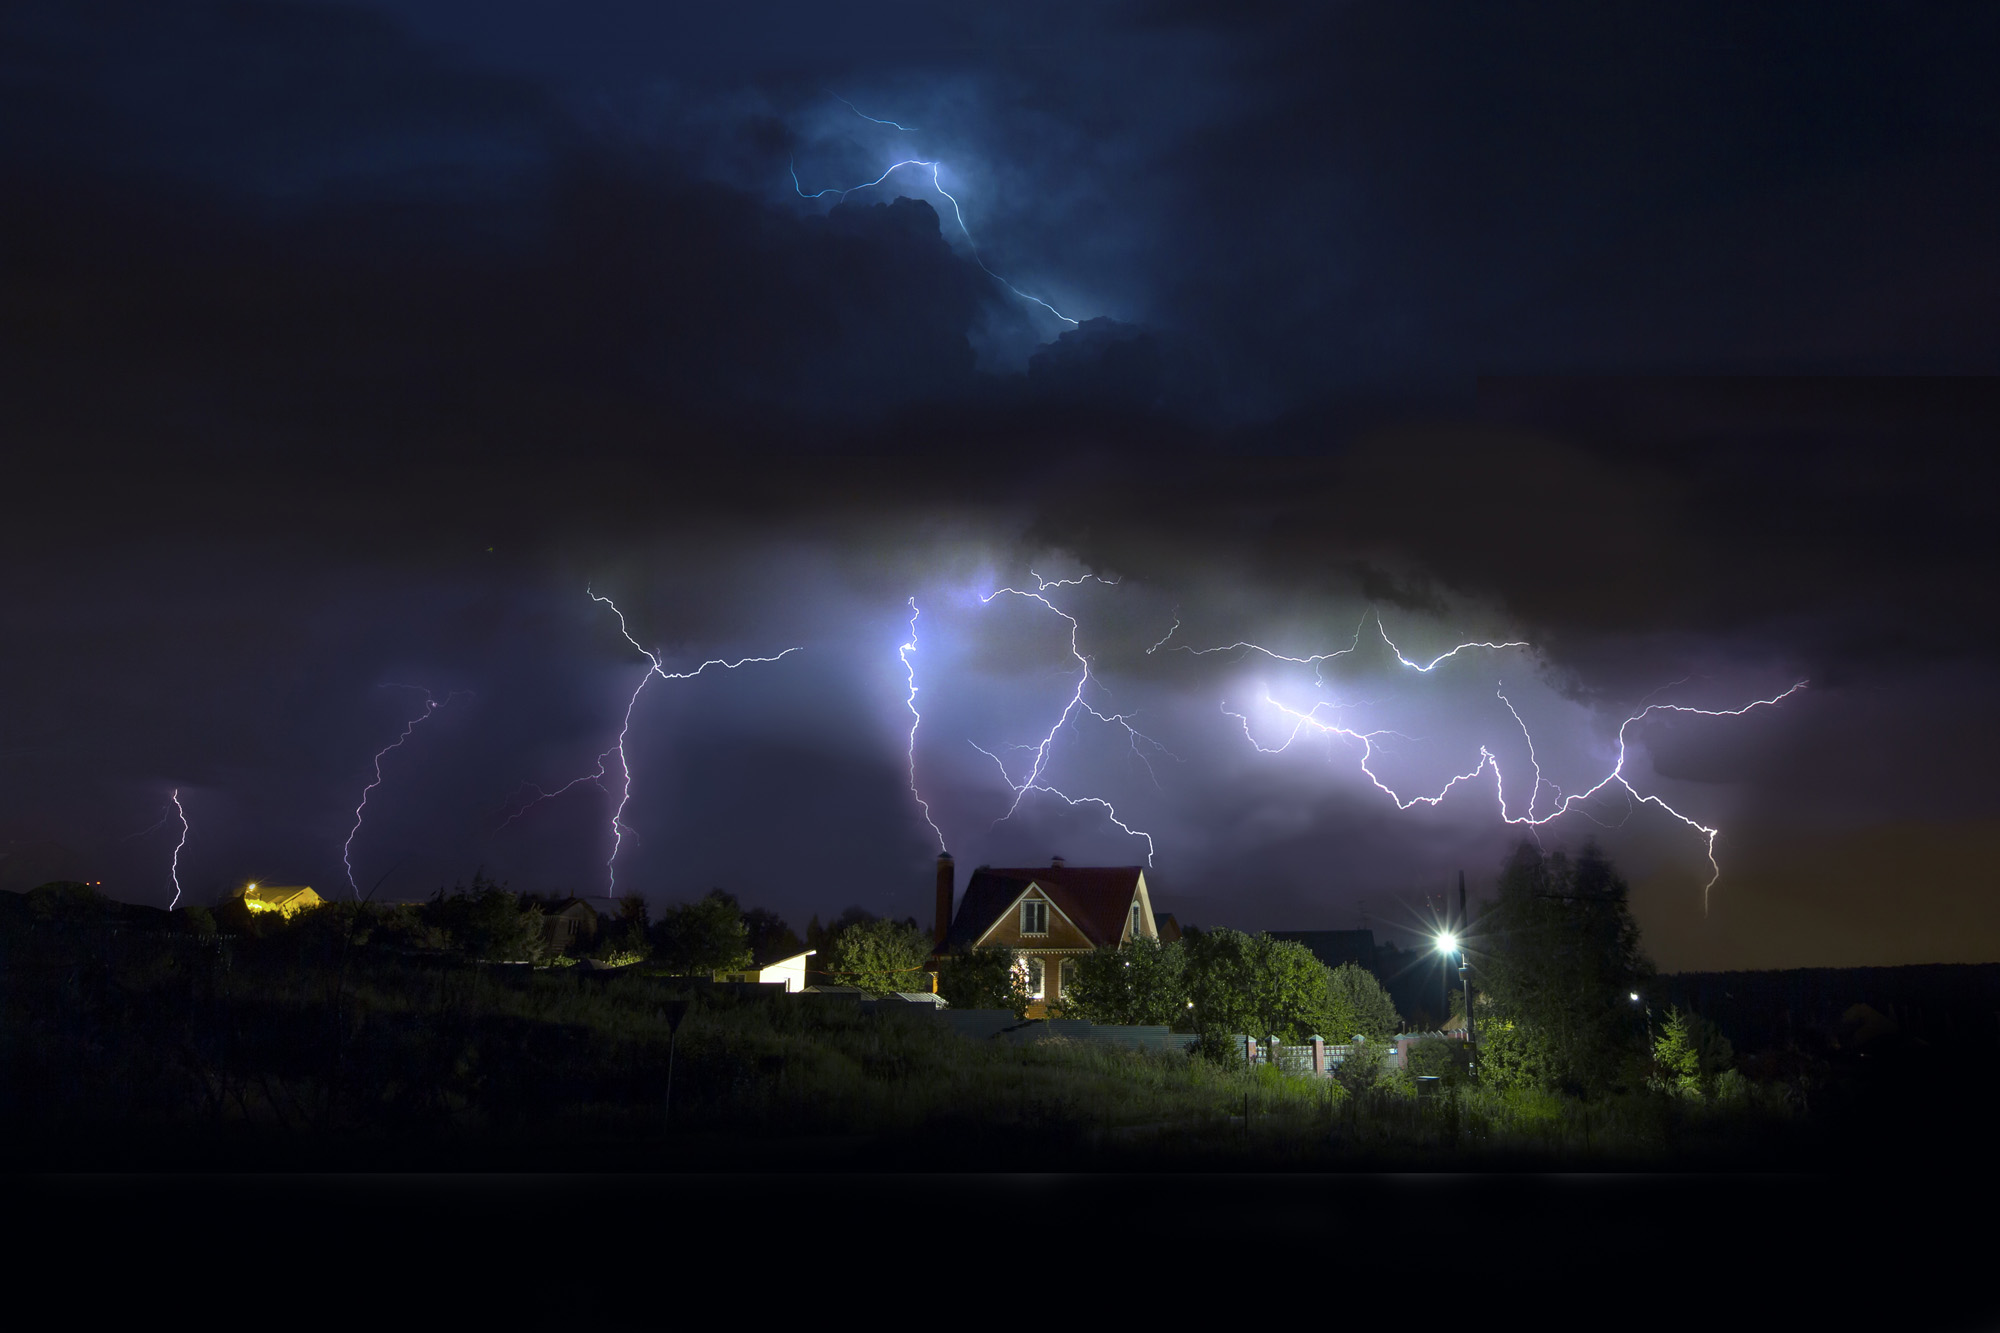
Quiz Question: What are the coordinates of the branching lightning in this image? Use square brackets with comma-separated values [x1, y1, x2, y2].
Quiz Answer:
[901, 598, 946, 851]
[344, 685, 467, 897]
[1180, 608, 1529, 684]
[505, 589, 801, 895]
[791, 99, 1082, 327]
[974, 572, 1167, 863]
[1224, 617, 1806, 903]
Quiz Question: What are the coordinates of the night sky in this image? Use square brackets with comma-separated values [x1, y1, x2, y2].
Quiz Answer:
[5, 1, 1998, 971]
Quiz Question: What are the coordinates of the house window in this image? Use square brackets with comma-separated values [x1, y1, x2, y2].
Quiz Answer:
[1025, 957, 1045, 999]
[1059, 957, 1074, 997]
[1021, 899, 1048, 935]
[1130, 901, 1142, 940]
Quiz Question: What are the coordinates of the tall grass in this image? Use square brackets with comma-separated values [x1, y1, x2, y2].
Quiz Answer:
[0, 914, 1812, 1170]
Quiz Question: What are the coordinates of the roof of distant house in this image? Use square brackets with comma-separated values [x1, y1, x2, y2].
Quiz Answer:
[945, 865, 1148, 952]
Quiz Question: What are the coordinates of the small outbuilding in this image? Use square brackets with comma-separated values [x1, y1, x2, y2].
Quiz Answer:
[717, 949, 816, 994]
[235, 883, 322, 918]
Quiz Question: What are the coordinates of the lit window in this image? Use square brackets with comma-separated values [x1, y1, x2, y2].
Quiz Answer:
[1021, 899, 1048, 935]
[1025, 957, 1045, 999]
[1059, 957, 1074, 997]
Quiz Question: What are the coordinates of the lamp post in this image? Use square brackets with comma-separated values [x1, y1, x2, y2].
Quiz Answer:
[1435, 930, 1476, 1079]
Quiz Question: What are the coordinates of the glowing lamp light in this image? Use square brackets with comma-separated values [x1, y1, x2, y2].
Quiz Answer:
[1435, 932, 1458, 955]
[1630, 992, 1641, 1002]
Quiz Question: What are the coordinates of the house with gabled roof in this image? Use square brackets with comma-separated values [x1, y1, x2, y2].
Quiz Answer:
[931, 853, 1164, 1018]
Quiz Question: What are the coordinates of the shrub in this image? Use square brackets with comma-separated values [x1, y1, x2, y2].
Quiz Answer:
[937, 946, 1030, 1015]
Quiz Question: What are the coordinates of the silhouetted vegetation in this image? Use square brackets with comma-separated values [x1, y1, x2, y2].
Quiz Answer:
[4, 853, 1996, 1171]
[937, 946, 1031, 1016]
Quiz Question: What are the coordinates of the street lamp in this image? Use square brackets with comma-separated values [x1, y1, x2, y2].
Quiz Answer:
[1434, 930, 1475, 1077]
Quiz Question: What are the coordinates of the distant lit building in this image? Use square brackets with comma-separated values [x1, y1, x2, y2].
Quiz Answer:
[235, 883, 322, 918]
[931, 854, 1164, 1019]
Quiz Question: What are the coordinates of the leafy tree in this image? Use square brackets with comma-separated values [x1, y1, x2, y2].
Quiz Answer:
[1653, 1007, 1735, 1100]
[1059, 937, 1187, 1025]
[176, 904, 217, 937]
[827, 917, 933, 995]
[937, 946, 1031, 1016]
[592, 895, 651, 962]
[651, 889, 753, 976]
[1181, 926, 1259, 1036]
[742, 906, 803, 965]
[1472, 841, 1653, 1095]
[425, 872, 547, 962]
[1181, 928, 1333, 1041]
[1325, 962, 1403, 1043]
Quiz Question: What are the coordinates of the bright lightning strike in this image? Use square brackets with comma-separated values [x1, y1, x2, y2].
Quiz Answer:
[1233, 668, 1806, 905]
[506, 589, 801, 895]
[168, 788, 188, 910]
[1180, 608, 1529, 684]
[344, 685, 466, 897]
[975, 572, 1165, 863]
[791, 99, 1082, 327]
[901, 598, 946, 851]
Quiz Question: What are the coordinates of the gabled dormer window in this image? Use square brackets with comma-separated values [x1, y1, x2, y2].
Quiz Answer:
[1021, 899, 1049, 935]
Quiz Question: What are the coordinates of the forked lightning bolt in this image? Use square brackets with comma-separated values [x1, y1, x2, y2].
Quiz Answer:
[791, 99, 1080, 327]
[973, 572, 1165, 863]
[1223, 619, 1805, 902]
[168, 789, 188, 910]
[344, 685, 467, 897]
[505, 590, 800, 895]
[129, 791, 192, 908]
[1180, 608, 1529, 683]
[901, 598, 946, 851]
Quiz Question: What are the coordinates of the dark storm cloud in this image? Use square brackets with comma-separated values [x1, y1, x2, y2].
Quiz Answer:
[5, 2, 1999, 968]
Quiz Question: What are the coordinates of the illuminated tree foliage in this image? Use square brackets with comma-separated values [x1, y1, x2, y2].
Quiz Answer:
[826, 917, 932, 995]
[1325, 962, 1403, 1044]
[1652, 1006, 1735, 1100]
[1472, 841, 1653, 1095]
[1059, 936, 1188, 1025]
[1181, 928, 1333, 1042]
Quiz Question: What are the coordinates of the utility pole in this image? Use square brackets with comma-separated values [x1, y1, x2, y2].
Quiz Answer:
[1458, 869, 1476, 1077]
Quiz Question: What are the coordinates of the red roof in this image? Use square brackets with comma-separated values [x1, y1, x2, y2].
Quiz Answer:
[944, 865, 1146, 951]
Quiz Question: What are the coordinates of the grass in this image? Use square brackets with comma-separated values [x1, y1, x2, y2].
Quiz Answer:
[0, 910, 1887, 1172]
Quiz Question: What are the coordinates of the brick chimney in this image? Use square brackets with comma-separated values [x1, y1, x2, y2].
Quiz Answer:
[933, 851, 954, 948]
[1050, 855, 1066, 869]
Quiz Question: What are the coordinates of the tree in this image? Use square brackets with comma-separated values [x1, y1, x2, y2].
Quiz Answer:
[742, 906, 803, 965]
[1181, 928, 1333, 1042]
[651, 889, 753, 976]
[1060, 937, 1187, 1025]
[426, 872, 547, 962]
[827, 917, 932, 995]
[1653, 1007, 1734, 1100]
[937, 946, 1031, 1016]
[1325, 962, 1403, 1043]
[1472, 841, 1654, 1095]
[593, 895, 652, 962]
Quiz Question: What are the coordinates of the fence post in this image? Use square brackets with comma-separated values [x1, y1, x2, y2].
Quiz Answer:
[1311, 1035, 1325, 1076]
